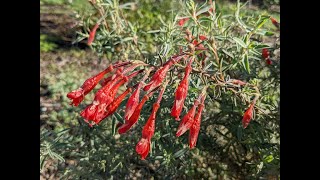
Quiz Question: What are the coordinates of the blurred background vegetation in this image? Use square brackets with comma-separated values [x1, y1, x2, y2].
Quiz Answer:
[40, 0, 279, 179]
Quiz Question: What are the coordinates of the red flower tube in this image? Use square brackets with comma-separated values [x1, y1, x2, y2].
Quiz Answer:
[87, 23, 100, 45]
[242, 102, 255, 128]
[136, 81, 167, 159]
[144, 55, 184, 92]
[171, 58, 193, 120]
[199, 35, 207, 41]
[175, 98, 200, 137]
[95, 87, 133, 124]
[118, 90, 156, 134]
[178, 17, 189, 27]
[262, 48, 269, 59]
[135, 138, 150, 160]
[124, 68, 153, 121]
[67, 65, 113, 106]
[189, 94, 206, 149]
[270, 17, 279, 29]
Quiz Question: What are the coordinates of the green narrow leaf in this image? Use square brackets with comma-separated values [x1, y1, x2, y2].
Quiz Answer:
[113, 112, 124, 124]
[195, 6, 211, 16]
[40, 155, 47, 171]
[221, 49, 234, 58]
[51, 152, 65, 162]
[173, 148, 188, 158]
[111, 116, 116, 136]
[233, 37, 247, 48]
[242, 53, 250, 74]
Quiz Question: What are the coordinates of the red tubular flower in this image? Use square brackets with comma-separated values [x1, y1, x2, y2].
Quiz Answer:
[242, 102, 255, 128]
[67, 65, 113, 106]
[175, 98, 200, 137]
[199, 35, 207, 41]
[95, 87, 133, 124]
[262, 48, 269, 59]
[144, 56, 183, 92]
[266, 58, 272, 65]
[135, 138, 150, 160]
[270, 17, 279, 29]
[262, 48, 273, 65]
[178, 18, 189, 26]
[136, 81, 167, 159]
[171, 58, 193, 120]
[118, 90, 156, 134]
[87, 23, 100, 45]
[189, 94, 206, 149]
[124, 68, 153, 121]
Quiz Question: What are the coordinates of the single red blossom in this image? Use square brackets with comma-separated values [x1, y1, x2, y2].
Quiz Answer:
[136, 82, 167, 160]
[143, 64, 171, 91]
[176, 98, 200, 137]
[87, 23, 100, 45]
[144, 55, 184, 92]
[242, 102, 255, 129]
[262, 48, 269, 59]
[124, 85, 142, 121]
[142, 103, 159, 140]
[118, 90, 156, 134]
[199, 35, 207, 41]
[67, 65, 113, 106]
[171, 58, 193, 120]
[136, 138, 150, 160]
[189, 94, 206, 149]
[266, 58, 272, 65]
[178, 18, 189, 27]
[270, 17, 280, 29]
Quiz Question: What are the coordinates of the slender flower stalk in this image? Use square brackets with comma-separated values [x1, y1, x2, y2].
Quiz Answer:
[171, 58, 193, 120]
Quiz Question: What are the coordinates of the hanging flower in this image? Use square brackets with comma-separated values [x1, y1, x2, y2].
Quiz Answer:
[136, 81, 167, 159]
[176, 99, 199, 137]
[189, 94, 206, 149]
[87, 23, 100, 45]
[143, 55, 183, 92]
[270, 17, 279, 29]
[171, 58, 193, 120]
[118, 90, 156, 134]
[242, 102, 255, 128]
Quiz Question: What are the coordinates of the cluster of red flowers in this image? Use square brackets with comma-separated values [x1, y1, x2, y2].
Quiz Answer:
[69, 2, 262, 158]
